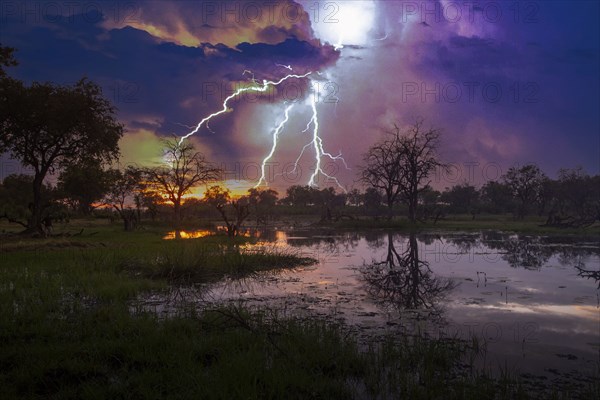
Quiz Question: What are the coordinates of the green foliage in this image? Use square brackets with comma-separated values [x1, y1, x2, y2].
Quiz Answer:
[58, 161, 112, 215]
[0, 174, 61, 226]
[441, 183, 480, 215]
[0, 66, 122, 231]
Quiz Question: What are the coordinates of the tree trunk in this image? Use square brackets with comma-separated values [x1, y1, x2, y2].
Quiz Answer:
[387, 195, 394, 220]
[26, 175, 45, 235]
[123, 213, 137, 231]
[408, 189, 419, 223]
[173, 200, 182, 227]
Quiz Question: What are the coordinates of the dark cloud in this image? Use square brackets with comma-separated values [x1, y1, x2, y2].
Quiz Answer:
[1, 6, 339, 162]
[0, 0, 598, 184]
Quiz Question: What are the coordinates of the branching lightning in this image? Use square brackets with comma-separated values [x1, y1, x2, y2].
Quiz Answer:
[178, 72, 311, 146]
[254, 103, 294, 188]
[304, 80, 348, 189]
[282, 80, 349, 190]
[179, 70, 348, 190]
[275, 63, 293, 71]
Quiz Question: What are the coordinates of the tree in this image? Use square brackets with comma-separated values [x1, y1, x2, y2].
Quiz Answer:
[480, 181, 514, 214]
[441, 183, 480, 218]
[362, 187, 382, 218]
[247, 188, 278, 225]
[360, 128, 403, 219]
[503, 164, 546, 219]
[143, 139, 219, 224]
[0, 44, 17, 79]
[138, 189, 164, 221]
[104, 167, 142, 231]
[362, 232, 454, 313]
[204, 186, 250, 238]
[361, 119, 444, 222]
[543, 168, 600, 227]
[282, 185, 315, 207]
[311, 187, 347, 221]
[0, 174, 66, 232]
[418, 185, 444, 222]
[0, 77, 123, 234]
[58, 161, 111, 215]
[346, 188, 362, 207]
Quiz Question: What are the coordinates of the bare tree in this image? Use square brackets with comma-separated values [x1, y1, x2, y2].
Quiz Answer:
[360, 130, 403, 219]
[361, 119, 444, 222]
[204, 186, 250, 238]
[362, 232, 455, 314]
[104, 167, 142, 231]
[143, 139, 219, 224]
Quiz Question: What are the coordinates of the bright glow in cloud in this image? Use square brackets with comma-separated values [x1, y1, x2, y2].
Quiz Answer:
[304, 0, 376, 49]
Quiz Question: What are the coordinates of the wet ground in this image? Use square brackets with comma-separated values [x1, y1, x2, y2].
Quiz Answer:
[137, 229, 600, 391]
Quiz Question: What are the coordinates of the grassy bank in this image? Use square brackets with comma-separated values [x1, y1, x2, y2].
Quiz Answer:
[331, 214, 600, 235]
[1, 222, 598, 399]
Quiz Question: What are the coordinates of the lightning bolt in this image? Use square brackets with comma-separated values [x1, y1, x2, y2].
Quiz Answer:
[178, 70, 348, 190]
[255, 103, 294, 188]
[306, 80, 348, 189]
[285, 80, 348, 190]
[178, 71, 311, 146]
[275, 63, 293, 71]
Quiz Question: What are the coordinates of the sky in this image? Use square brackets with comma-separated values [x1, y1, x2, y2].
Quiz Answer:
[1, 0, 598, 193]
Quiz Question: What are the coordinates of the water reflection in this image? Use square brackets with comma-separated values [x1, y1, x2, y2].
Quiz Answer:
[144, 228, 600, 385]
[575, 265, 600, 289]
[163, 229, 213, 240]
[443, 232, 600, 270]
[361, 232, 456, 317]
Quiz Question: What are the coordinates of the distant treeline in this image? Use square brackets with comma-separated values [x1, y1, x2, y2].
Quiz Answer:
[1, 164, 598, 229]
[1, 44, 598, 233]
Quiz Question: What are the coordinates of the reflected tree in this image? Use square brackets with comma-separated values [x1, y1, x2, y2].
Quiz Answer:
[574, 266, 600, 289]
[499, 237, 552, 269]
[362, 232, 455, 315]
[477, 234, 552, 270]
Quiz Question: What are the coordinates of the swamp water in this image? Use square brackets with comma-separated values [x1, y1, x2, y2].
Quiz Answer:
[141, 229, 600, 389]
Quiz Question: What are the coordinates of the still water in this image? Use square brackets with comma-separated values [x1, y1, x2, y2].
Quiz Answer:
[152, 229, 600, 384]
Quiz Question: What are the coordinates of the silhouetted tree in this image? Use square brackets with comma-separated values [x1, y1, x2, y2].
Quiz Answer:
[247, 188, 278, 225]
[0, 77, 122, 234]
[346, 188, 362, 206]
[204, 186, 250, 238]
[0, 174, 57, 229]
[282, 185, 316, 207]
[503, 164, 546, 219]
[143, 139, 219, 225]
[0, 44, 17, 79]
[480, 181, 514, 214]
[360, 127, 403, 219]
[58, 161, 111, 215]
[362, 187, 383, 218]
[361, 119, 444, 222]
[418, 185, 444, 222]
[104, 167, 142, 231]
[543, 167, 600, 227]
[441, 183, 480, 218]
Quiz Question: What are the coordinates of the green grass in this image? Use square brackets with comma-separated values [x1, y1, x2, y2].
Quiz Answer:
[0, 221, 598, 399]
[332, 214, 600, 235]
